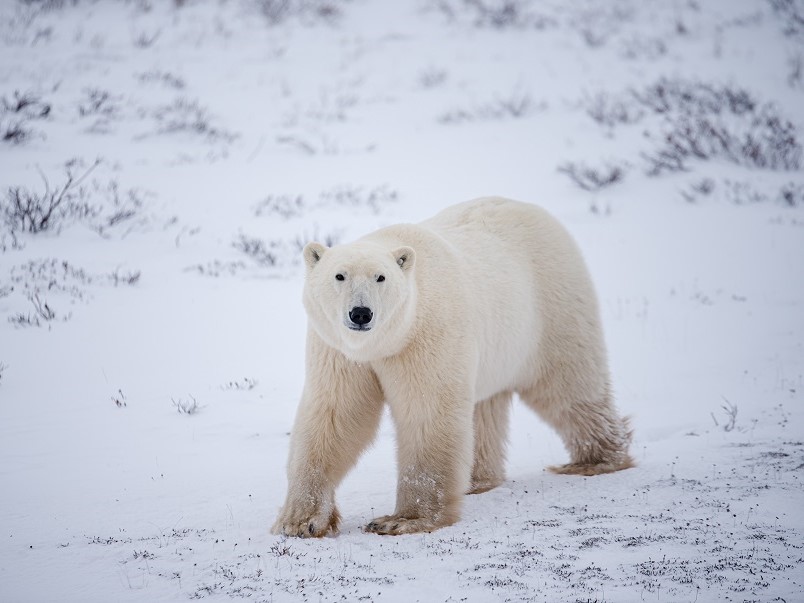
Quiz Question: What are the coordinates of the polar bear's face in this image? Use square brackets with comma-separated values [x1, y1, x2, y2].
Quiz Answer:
[302, 241, 417, 361]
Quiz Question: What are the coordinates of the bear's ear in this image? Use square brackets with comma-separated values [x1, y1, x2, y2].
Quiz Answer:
[303, 242, 328, 270]
[392, 246, 415, 272]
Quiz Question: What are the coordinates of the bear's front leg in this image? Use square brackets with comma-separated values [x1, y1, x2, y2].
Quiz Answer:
[365, 381, 474, 536]
[272, 332, 384, 538]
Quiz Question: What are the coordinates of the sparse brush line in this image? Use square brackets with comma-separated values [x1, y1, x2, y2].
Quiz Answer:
[581, 78, 803, 175]
[438, 90, 543, 124]
[2, 160, 100, 234]
[4, 258, 141, 328]
[2, 160, 152, 239]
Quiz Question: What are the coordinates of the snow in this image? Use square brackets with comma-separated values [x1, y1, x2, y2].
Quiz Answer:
[1, 0, 803, 601]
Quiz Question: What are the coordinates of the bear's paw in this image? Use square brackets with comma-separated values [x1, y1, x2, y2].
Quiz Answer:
[271, 506, 341, 538]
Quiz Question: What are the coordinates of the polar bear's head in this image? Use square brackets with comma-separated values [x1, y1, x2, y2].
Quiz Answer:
[302, 240, 417, 361]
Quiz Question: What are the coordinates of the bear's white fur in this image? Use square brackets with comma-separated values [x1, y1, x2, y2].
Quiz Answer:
[272, 197, 633, 538]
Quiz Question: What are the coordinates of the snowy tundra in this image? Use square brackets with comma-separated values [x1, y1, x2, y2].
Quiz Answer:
[0, 0, 802, 601]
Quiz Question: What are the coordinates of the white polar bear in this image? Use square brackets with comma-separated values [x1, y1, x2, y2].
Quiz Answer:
[272, 197, 632, 538]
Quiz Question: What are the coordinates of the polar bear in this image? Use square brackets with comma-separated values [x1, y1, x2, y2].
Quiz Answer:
[272, 197, 632, 538]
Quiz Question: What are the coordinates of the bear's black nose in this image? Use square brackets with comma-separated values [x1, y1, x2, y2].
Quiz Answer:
[349, 306, 373, 326]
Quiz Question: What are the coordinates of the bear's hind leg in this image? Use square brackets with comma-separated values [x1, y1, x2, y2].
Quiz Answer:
[520, 385, 633, 476]
[468, 392, 511, 494]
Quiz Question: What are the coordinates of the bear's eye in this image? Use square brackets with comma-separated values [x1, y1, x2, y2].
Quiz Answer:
[335, 273, 345, 281]
[376, 275, 385, 282]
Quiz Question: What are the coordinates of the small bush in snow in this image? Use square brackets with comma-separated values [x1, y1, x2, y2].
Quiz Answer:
[137, 70, 186, 90]
[172, 396, 200, 415]
[185, 260, 247, 278]
[5, 258, 140, 327]
[0, 362, 6, 383]
[233, 233, 282, 267]
[112, 389, 127, 408]
[108, 268, 141, 286]
[644, 105, 802, 175]
[779, 181, 804, 207]
[253, 194, 306, 219]
[768, 0, 804, 40]
[631, 78, 757, 117]
[251, 0, 346, 25]
[221, 377, 258, 391]
[581, 78, 803, 176]
[318, 184, 398, 214]
[1, 160, 99, 234]
[558, 161, 626, 191]
[8, 293, 58, 328]
[150, 98, 237, 143]
[584, 92, 643, 128]
[432, 0, 555, 30]
[253, 185, 397, 220]
[439, 90, 542, 124]
[232, 227, 341, 271]
[712, 399, 738, 432]
[1, 160, 150, 238]
[679, 178, 716, 203]
[78, 88, 122, 132]
[1, 90, 50, 144]
[417, 67, 448, 89]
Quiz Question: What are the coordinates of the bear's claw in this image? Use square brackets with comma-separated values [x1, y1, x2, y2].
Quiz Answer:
[364, 515, 437, 535]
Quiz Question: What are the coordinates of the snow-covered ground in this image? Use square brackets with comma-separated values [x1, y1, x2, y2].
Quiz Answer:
[1, 0, 803, 600]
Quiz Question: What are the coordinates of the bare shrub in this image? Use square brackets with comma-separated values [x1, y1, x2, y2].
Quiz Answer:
[558, 161, 626, 191]
[172, 396, 200, 415]
[253, 194, 305, 219]
[318, 184, 397, 214]
[711, 398, 738, 432]
[254, 185, 397, 219]
[5, 258, 140, 327]
[233, 233, 280, 267]
[584, 92, 643, 128]
[778, 181, 804, 207]
[679, 178, 716, 203]
[721, 180, 769, 205]
[768, 0, 804, 40]
[233, 228, 342, 270]
[643, 104, 802, 175]
[8, 293, 58, 328]
[292, 226, 341, 252]
[1, 160, 150, 237]
[1, 160, 99, 234]
[418, 67, 448, 89]
[1, 90, 51, 144]
[108, 268, 141, 286]
[251, 0, 345, 25]
[78, 88, 122, 132]
[185, 260, 247, 277]
[150, 98, 237, 143]
[137, 71, 185, 90]
[221, 377, 257, 391]
[584, 78, 804, 175]
[432, 0, 555, 29]
[631, 78, 756, 117]
[439, 90, 542, 123]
